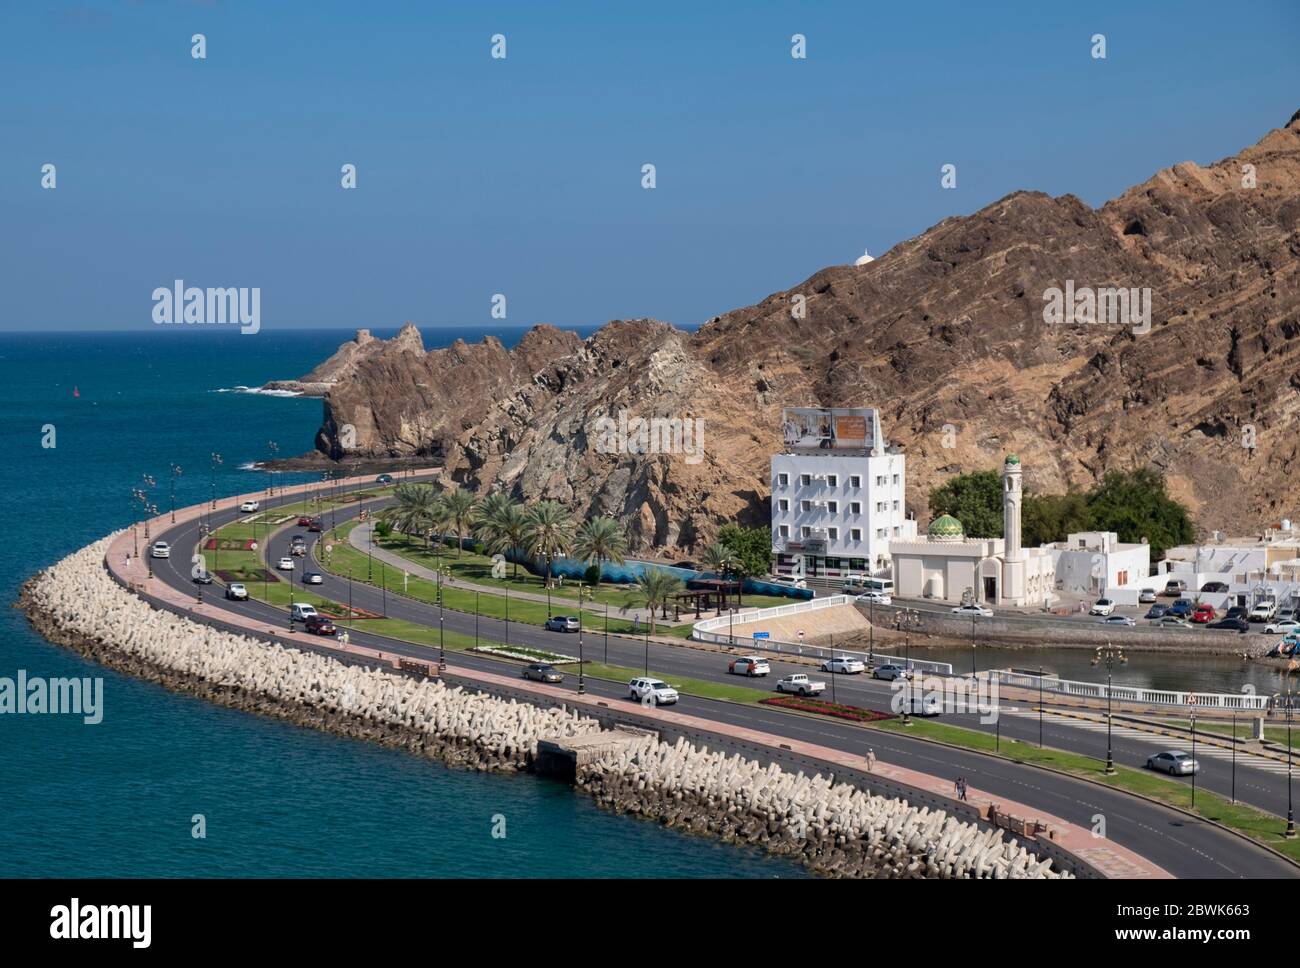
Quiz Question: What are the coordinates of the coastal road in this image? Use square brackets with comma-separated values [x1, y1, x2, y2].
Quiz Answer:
[145, 482, 1298, 878]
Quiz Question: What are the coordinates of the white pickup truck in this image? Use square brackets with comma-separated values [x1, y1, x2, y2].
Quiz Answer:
[775, 673, 826, 696]
[1250, 600, 1278, 622]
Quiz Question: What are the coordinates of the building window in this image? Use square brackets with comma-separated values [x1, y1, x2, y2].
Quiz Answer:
[875, 475, 886, 486]
[850, 475, 861, 487]
[876, 502, 886, 512]
[850, 558, 866, 570]
[850, 528, 862, 541]
[826, 501, 838, 513]
[800, 500, 813, 512]
[892, 500, 899, 511]
[801, 527, 811, 538]
[800, 474, 812, 486]
[779, 525, 789, 538]
[826, 474, 838, 487]
[827, 531, 838, 543]
[778, 499, 789, 512]
[850, 501, 862, 514]
[826, 556, 841, 568]
[893, 526, 900, 536]
[777, 473, 789, 487]
[876, 528, 887, 539]
[892, 474, 900, 485]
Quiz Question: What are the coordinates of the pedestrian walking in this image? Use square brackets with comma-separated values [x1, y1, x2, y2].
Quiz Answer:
[866, 748, 876, 773]
[954, 777, 961, 799]
[959, 777, 969, 802]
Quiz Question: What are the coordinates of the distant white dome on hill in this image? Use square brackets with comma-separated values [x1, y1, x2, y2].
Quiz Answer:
[854, 249, 875, 266]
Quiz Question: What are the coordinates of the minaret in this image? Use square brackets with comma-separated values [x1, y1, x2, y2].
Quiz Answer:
[1002, 454, 1025, 604]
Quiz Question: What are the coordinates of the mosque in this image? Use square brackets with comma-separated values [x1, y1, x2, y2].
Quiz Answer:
[888, 455, 1056, 608]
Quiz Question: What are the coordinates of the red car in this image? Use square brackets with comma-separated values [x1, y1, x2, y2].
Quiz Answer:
[1191, 604, 1217, 624]
[297, 516, 313, 527]
[308, 519, 323, 532]
[304, 615, 337, 636]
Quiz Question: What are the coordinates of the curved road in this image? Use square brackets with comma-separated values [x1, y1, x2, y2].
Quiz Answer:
[145, 479, 1298, 878]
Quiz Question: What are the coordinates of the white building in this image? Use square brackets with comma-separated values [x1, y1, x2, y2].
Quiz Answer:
[889, 455, 1055, 607]
[1124, 524, 1300, 610]
[1044, 531, 1151, 597]
[770, 407, 917, 579]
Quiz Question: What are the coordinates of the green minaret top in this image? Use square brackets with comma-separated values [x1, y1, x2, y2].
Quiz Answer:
[1004, 454, 1020, 466]
[928, 514, 965, 539]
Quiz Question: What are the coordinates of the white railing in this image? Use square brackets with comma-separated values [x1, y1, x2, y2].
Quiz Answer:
[692, 595, 954, 675]
[987, 670, 1270, 711]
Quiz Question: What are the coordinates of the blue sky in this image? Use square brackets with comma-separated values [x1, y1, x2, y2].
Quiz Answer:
[1, 0, 1297, 332]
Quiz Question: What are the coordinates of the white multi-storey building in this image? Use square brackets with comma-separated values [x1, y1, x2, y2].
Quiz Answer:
[770, 408, 916, 579]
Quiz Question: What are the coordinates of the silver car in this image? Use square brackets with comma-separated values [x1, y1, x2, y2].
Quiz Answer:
[544, 615, 581, 632]
[1146, 750, 1200, 775]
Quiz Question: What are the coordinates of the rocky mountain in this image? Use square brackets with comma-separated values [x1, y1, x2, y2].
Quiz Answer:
[289, 111, 1300, 552]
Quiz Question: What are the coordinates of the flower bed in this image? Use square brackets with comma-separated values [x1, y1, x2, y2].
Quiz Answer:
[471, 645, 577, 664]
[760, 696, 894, 723]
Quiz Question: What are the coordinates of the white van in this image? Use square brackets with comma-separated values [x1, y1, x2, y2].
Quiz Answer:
[767, 574, 807, 590]
[843, 575, 894, 603]
[291, 603, 318, 622]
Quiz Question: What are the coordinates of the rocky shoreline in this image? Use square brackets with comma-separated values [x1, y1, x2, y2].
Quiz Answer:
[15, 535, 1066, 879]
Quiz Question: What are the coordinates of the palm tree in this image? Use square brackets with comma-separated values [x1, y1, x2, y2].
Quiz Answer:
[573, 516, 629, 585]
[441, 489, 478, 557]
[524, 500, 576, 588]
[389, 483, 441, 546]
[699, 542, 739, 614]
[474, 500, 529, 579]
[629, 568, 684, 634]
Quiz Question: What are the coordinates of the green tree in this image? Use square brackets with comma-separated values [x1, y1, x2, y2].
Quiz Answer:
[441, 489, 478, 557]
[716, 524, 772, 580]
[1084, 468, 1192, 561]
[573, 515, 629, 581]
[928, 471, 1003, 538]
[1022, 492, 1091, 547]
[524, 500, 576, 588]
[389, 483, 441, 546]
[475, 500, 529, 579]
[629, 568, 684, 634]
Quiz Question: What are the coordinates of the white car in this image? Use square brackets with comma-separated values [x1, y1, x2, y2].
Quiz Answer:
[1265, 619, 1300, 635]
[303, 572, 324, 585]
[150, 541, 170, 559]
[767, 575, 808, 590]
[225, 583, 248, 601]
[775, 673, 826, 696]
[290, 603, 318, 622]
[239, 500, 260, 513]
[951, 603, 993, 617]
[1089, 598, 1117, 616]
[903, 694, 942, 717]
[629, 678, 678, 706]
[1138, 589, 1157, 604]
[821, 656, 866, 674]
[1100, 615, 1136, 627]
[276, 557, 295, 570]
[856, 591, 892, 605]
[728, 656, 770, 677]
[1146, 750, 1200, 776]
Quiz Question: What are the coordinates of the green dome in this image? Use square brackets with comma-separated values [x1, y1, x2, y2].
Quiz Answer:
[1004, 454, 1020, 465]
[928, 514, 965, 538]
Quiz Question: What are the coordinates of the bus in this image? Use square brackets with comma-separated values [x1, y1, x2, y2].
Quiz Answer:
[843, 575, 893, 601]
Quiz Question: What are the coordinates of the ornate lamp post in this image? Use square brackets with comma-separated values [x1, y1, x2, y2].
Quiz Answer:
[210, 452, 222, 513]
[169, 464, 182, 523]
[1094, 642, 1125, 775]
[896, 608, 921, 725]
[267, 441, 279, 498]
[1275, 687, 1297, 838]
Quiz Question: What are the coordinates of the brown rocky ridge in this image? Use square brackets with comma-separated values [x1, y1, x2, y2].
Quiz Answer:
[281, 112, 1300, 554]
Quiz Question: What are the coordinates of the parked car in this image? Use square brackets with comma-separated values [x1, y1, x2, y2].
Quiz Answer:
[1207, 618, 1250, 633]
[523, 663, 564, 683]
[303, 572, 324, 585]
[150, 541, 170, 559]
[1265, 619, 1300, 635]
[1191, 604, 1217, 624]
[629, 677, 678, 705]
[873, 664, 908, 681]
[544, 615, 581, 632]
[1162, 579, 1187, 597]
[1138, 588, 1157, 604]
[1200, 581, 1229, 593]
[297, 516, 314, 527]
[1280, 608, 1297, 623]
[1167, 599, 1194, 618]
[728, 656, 770, 677]
[1225, 605, 1249, 621]
[775, 673, 826, 696]
[376, 474, 394, 485]
[304, 614, 337, 636]
[192, 571, 213, 584]
[1089, 598, 1116, 617]
[277, 557, 295, 570]
[1100, 615, 1136, 627]
[1250, 600, 1279, 622]
[239, 500, 259, 513]
[767, 574, 808, 590]
[1144, 604, 1167, 620]
[225, 583, 248, 601]
[951, 603, 993, 617]
[1146, 750, 1200, 776]
[821, 656, 866, 674]
[290, 603, 318, 622]
[1154, 616, 1191, 628]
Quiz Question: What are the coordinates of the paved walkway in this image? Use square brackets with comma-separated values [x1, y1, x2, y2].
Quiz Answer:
[349, 522, 669, 626]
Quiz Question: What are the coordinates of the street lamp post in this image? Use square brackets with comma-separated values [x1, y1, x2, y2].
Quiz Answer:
[267, 441, 279, 497]
[1038, 664, 1044, 748]
[210, 452, 222, 513]
[1095, 643, 1124, 775]
[1190, 708, 1198, 807]
[170, 464, 182, 523]
[578, 621, 586, 695]
[970, 613, 977, 677]
[1277, 688, 1297, 837]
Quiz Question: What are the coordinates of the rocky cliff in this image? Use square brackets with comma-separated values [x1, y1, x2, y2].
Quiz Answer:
[294, 112, 1300, 552]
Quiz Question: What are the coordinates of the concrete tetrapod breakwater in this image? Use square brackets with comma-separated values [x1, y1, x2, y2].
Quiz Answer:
[19, 534, 1068, 879]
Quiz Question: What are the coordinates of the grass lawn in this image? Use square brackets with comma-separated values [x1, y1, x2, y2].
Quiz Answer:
[868, 717, 1300, 864]
[1161, 717, 1297, 750]
[576, 661, 772, 704]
